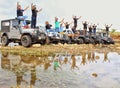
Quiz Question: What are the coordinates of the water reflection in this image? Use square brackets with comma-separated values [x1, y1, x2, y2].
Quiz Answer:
[44, 57, 51, 71]
[0, 51, 120, 88]
[71, 55, 79, 70]
[81, 52, 87, 65]
[103, 51, 110, 63]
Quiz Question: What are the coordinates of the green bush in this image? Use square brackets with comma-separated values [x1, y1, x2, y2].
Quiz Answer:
[111, 29, 116, 33]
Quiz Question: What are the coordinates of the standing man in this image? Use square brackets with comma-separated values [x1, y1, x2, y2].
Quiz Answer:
[93, 24, 99, 35]
[72, 15, 82, 30]
[105, 24, 112, 36]
[82, 21, 89, 35]
[17, 2, 29, 17]
[64, 21, 73, 29]
[31, 3, 42, 28]
[88, 25, 93, 37]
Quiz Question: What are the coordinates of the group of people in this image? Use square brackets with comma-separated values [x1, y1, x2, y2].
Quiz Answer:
[45, 16, 112, 36]
[45, 16, 82, 33]
[17, 2, 42, 28]
[17, 2, 112, 36]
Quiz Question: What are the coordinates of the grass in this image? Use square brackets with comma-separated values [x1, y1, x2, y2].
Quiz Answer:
[0, 43, 120, 57]
[110, 32, 120, 42]
[110, 32, 120, 37]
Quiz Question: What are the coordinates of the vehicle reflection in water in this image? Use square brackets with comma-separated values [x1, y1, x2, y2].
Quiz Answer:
[0, 51, 120, 88]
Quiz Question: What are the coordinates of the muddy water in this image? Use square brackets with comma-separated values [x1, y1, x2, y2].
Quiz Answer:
[0, 50, 120, 88]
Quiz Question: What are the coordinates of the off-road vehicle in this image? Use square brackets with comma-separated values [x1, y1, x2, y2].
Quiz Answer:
[0, 18, 46, 47]
[96, 32, 115, 44]
[61, 29, 94, 44]
[61, 29, 84, 44]
[78, 30, 100, 44]
[45, 29, 62, 44]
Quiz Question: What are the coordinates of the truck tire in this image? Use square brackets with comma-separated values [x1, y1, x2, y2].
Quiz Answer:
[21, 35, 32, 47]
[1, 35, 9, 46]
[77, 38, 84, 44]
[67, 37, 72, 44]
[108, 38, 114, 44]
[101, 39, 105, 44]
[89, 38, 95, 44]
[63, 34, 69, 44]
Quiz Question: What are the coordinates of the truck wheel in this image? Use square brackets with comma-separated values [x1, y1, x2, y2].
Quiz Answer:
[101, 40, 105, 44]
[95, 39, 100, 44]
[1, 35, 9, 46]
[67, 38, 72, 44]
[77, 38, 84, 44]
[21, 35, 32, 47]
[89, 38, 95, 44]
[108, 38, 114, 44]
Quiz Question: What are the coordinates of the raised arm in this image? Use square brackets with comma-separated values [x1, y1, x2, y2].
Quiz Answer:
[61, 21, 64, 25]
[17, 2, 20, 9]
[60, 18, 64, 23]
[78, 16, 82, 20]
[38, 8, 42, 13]
[31, 3, 34, 10]
[55, 17, 57, 22]
[109, 24, 112, 27]
[17, 2, 19, 7]
[55, 17, 57, 19]
[69, 21, 73, 25]
[24, 6, 29, 11]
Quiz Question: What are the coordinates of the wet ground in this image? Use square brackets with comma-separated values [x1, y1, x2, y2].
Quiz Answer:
[0, 46, 120, 88]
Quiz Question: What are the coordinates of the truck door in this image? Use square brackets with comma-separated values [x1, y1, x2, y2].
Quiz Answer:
[9, 20, 21, 39]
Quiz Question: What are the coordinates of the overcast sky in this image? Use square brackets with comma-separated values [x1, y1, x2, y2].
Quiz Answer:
[0, 0, 120, 30]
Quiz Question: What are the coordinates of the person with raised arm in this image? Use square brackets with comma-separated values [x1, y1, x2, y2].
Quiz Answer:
[105, 24, 112, 36]
[82, 21, 89, 35]
[88, 24, 93, 37]
[55, 17, 64, 32]
[93, 23, 99, 35]
[72, 15, 82, 30]
[64, 21, 73, 29]
[17, 2, 29, 17]
[31, 3, 42, 28]
[17, 2, 29, 26]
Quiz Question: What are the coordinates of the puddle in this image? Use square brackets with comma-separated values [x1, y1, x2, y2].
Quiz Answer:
[0, 49, 120, 88]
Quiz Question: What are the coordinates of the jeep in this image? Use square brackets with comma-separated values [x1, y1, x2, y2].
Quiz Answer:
[0, 18, 46, 47]
[45, 29, 62, 44]
[96, 32, 115, 44]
